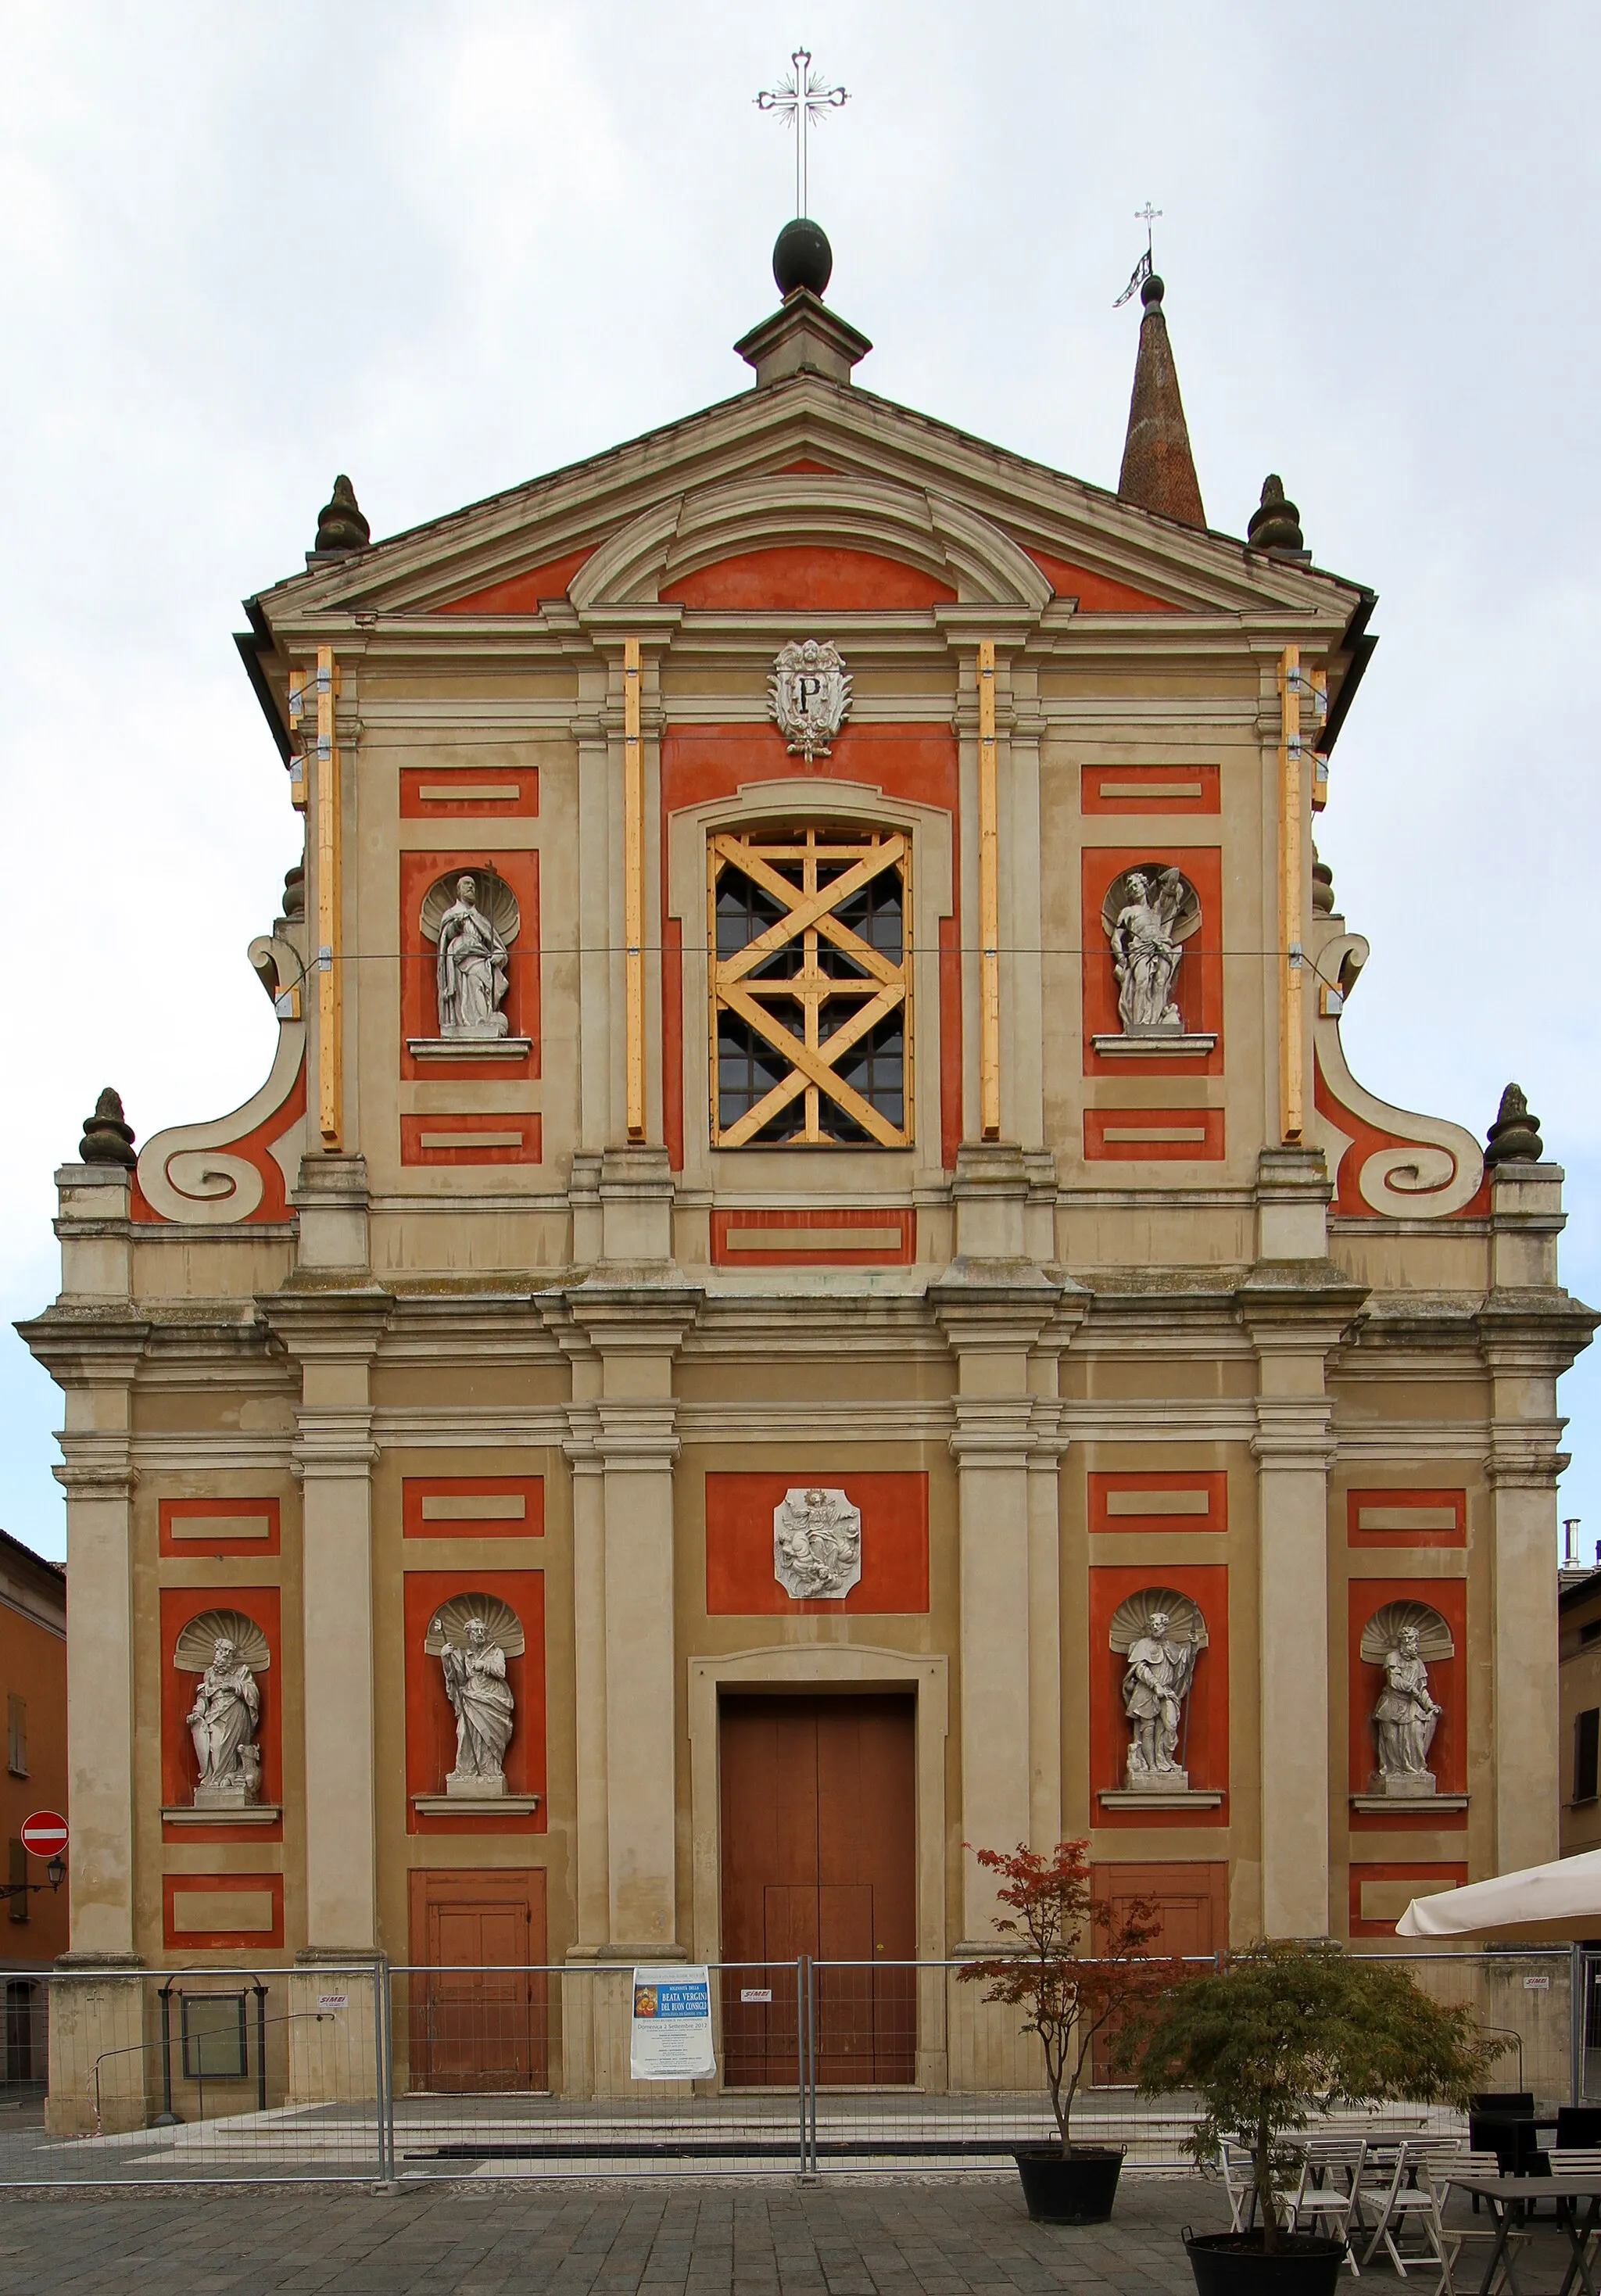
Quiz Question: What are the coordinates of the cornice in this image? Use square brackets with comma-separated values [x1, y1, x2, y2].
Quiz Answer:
[258, 1287, 392, 1361]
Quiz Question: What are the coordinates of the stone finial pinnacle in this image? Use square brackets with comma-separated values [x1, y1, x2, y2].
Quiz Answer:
[80, 1087, 137, 1166]
[1117, 273, 1205, 529]
[1248, 473, 1306, 555]
[313, 475, 370, 557]
[1485, 1082, 1544, 1165]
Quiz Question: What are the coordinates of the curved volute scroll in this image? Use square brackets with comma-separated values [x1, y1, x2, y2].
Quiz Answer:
[1309, 922, 1485, 1220]
[135, 930, 308, 1224]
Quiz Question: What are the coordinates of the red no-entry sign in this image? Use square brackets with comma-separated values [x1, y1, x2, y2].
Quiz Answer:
[19, 1812, 67, 1858]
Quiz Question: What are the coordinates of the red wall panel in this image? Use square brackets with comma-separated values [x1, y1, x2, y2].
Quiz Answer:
[705, 1473, 929, 1616]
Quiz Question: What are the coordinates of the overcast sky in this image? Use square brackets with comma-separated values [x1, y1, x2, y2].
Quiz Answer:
[2, 2, 1598, 1565]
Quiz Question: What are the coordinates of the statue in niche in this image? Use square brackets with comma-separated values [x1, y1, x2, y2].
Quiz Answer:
[174, 1610, 269, 1807]
[1101, 865, 1201, 1034]
[425, 1595, 523, 1797]
[773, 1487, 862, 1600]
[1109, 1587, 1207, 1791]
[423, 871, 517, 1038]
[1363, 1603, 1451, 1796]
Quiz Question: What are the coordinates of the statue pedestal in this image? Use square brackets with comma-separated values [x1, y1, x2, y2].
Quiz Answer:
[163, 1803, 281, 1826]
[1125, 1765, 1190, 1794]
[410, 1792, 541, 1817]
[1098, 1788, 1223, 1812]
[446, 1770, 503, 1798]
[1091, 1032, 1218, 1058]
[406, 1037, 532, 1062]
[194, 1778, 260, 1809]
[1367, 1770, 1436, 1797]
[1351, 1785, 1469, 1815]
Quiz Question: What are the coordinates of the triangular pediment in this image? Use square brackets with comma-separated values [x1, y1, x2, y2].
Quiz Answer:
[256, 371, 1366, 633]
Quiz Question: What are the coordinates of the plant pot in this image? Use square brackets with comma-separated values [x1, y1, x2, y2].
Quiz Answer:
[1183, 2229, 1347, 2296]
[1012, 2143, 1125, 2223]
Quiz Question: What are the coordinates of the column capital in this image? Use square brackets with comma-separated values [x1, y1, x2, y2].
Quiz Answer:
[291, 1406, 378, 1478]
[555, 1286, 701, 1356]
[948, 1396, 1037, 1467]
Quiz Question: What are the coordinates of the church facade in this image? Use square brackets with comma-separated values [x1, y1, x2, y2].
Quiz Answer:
[23, 224, 1593, 2100]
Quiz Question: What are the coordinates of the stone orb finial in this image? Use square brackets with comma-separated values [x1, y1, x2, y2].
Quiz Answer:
[80, 1087, 136, 1166]
[314, 474, 370, 556]
[1248, 473, 1306, 554]
[773, 217, 833, 300]
[1485, 1082, 1544, 1165]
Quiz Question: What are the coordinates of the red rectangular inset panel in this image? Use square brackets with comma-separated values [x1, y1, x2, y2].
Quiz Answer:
[163, 1872, 284, 1950]
[1347, 1488, 1467, 1548]
[399, 848, 540, 1080]
[1089, 1564, 1228, 1829]
[705, 1473, 929, 1616]
[1085, 1108, 1225, 1161]
[400, 1112, 541, 1166]
[1090, 1470, 1227, 1535]
[403, 1476, 545, 1540]
[1348, 1861, 1467, 1940]
[1348, 1578, 1467, 1825]
[1082, 846, 1223, 1073]
[159, 1497, 281, 1559]
[710, 1208, 915, 1267]
[403, 1569, 546, 1834]
[1081, 764, 1220, 816]
[400, 766, 539, 818]
[160, 1587, 282, 1843]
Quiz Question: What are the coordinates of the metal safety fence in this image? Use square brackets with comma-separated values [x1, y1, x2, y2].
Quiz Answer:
[0, 1947, 1580, 2187]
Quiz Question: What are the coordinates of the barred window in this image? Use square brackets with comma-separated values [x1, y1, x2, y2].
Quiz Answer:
[709, 826, 911, 1148]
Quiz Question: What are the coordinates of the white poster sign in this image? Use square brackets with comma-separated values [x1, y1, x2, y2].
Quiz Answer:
[629, 1965, 715, 2080]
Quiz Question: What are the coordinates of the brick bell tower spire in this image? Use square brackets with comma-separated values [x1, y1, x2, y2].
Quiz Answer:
[1116, 271, 1206, 529]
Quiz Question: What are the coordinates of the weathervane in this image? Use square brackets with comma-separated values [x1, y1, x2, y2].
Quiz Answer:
[1114, 202, 1163, 307]
[757, 46, 849, 219]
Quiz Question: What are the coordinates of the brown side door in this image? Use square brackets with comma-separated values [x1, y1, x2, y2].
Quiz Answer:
[720, 1693, 916, 2086]
[407, 1869, 548, 2093]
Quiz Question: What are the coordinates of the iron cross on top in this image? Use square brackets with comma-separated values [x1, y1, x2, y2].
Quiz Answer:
[756, 47, 849, 219]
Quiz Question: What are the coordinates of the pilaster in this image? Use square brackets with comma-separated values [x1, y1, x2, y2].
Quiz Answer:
[934, 1263, 1066, 1944]
[20, 1168, 145, 1959]
[263, 1284, 389, 1954]
[1241, 1255, 1366, 1941]
[561, 1288, 700, 1954]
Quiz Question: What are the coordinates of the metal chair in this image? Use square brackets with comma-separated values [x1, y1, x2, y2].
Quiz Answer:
[1363, 2135, 1467, 2275]
[1219, 2138, 1254, 2232]
[1292, 2136, 1367, 2271]
[1434, 2150, 1533, 2296]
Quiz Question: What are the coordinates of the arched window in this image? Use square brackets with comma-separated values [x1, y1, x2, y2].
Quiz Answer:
[708, 825, 912, 1148]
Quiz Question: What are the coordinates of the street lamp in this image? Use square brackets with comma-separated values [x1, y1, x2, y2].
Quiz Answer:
[45, 1855, 65, 1891]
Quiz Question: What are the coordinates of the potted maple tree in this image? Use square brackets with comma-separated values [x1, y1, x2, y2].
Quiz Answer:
[1132, 1939, 1499, 2296]
[958, 1839, 1180, 2223]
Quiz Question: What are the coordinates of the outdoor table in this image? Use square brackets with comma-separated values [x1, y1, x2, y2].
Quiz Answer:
[1448, 2173, 1601, 2296]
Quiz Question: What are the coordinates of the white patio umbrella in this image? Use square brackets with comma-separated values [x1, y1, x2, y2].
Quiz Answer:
[1395, 1847, 1601, 1943]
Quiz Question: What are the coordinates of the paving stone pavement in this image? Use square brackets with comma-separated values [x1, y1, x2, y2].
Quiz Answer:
[0, 2172, 1239, 2295]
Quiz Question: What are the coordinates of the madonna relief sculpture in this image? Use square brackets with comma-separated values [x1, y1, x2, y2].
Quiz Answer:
[773, 1488, 862, 1600]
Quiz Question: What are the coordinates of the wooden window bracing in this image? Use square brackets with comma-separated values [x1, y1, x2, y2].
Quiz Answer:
[709, 826, 912, 1148]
